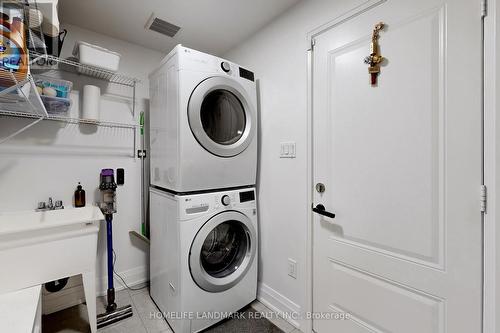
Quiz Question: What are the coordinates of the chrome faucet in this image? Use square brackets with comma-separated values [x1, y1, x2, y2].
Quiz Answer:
[47, 197, 54, 210]
[37, 197, 64, 211]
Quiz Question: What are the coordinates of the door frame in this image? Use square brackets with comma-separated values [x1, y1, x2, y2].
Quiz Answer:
[305, 0, 493, 332]
[484, 0, 498, 332]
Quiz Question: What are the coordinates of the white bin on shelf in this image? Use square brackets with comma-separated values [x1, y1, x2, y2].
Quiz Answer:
[72, 41, 121, 72]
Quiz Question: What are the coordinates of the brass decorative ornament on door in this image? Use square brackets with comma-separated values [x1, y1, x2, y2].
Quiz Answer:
[364, 22, 385, 86]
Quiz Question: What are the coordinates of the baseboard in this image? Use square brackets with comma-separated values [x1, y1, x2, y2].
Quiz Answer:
[257, 282, 301, 329]
[96, 265, 149, 296]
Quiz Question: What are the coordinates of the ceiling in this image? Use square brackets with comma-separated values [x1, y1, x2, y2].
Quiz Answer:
[59, 0, 302, 56]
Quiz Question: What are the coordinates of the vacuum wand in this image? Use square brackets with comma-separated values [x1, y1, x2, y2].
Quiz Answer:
[105, 214, 115, 311]
[97, 169, 133, 328]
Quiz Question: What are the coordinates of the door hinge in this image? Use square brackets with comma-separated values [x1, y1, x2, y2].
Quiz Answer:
[311, 38, 316, 50]
[481, 185, 487, 213]
[481, 0, 487, 17]
[137, 149, 147, 159]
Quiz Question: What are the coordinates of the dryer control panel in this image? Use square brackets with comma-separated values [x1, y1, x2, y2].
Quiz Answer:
[179, 188, 256, 220]
[178, 46, 255, 82]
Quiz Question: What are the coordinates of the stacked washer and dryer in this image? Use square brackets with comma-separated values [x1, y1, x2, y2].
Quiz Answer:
[149, 45, 259, 333]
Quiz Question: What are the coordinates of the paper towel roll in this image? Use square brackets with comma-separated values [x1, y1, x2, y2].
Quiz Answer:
[82, 85, 100, 121]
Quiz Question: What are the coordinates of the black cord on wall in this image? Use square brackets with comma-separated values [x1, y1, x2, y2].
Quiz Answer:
[112, 250, 146, 291]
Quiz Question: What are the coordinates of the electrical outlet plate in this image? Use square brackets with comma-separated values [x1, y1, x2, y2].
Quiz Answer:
[288, 258, 297, 279]
[280, 142, 296, 158]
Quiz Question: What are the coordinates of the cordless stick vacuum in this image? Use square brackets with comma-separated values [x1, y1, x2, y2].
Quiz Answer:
[96, 169, 133, 328]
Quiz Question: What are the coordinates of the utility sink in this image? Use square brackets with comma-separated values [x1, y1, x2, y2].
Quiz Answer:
[0, 206, 103, 333]
[0, 205, 104, 237]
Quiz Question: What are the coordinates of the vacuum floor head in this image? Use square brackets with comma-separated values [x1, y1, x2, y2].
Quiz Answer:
[97, 304, 133, 329]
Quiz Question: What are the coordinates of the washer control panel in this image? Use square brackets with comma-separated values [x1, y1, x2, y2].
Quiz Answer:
[221, 195, 231, 206]
[238, 190, 255, 203]
[180, 188, 256, 218]
[221, 61, 231, 73]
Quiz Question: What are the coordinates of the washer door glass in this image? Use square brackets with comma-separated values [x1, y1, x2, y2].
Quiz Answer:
[201, 221, 248, 278]
[190, 211, 256, 292]
[188, 76, 256, 157]
[200, 90, 246, 146]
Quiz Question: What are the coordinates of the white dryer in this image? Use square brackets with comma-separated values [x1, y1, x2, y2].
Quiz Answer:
[150, 187, 258, 333]
[149, 45, 258, 193]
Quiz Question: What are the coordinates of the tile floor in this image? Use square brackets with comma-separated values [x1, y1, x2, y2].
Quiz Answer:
[42, 286, 302, 333]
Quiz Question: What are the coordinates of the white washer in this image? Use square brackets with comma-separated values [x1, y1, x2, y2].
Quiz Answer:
[149, 45, 258, 193]
[150, 187, 258, 333]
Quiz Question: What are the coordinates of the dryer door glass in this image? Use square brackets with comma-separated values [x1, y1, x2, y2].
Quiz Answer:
[200, 90, 246, 146]
[200, 221, 248, 278]
[188, 76, 256, 157]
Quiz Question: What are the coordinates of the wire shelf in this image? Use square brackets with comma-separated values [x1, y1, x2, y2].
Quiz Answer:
[0, 1, 139, 155]
[29, 52, 141, 87]
[0, 75, 47, 116]
[0, 109, 137, 129]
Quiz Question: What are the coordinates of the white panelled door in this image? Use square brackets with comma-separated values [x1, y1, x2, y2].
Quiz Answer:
[312, 0, 483, 332]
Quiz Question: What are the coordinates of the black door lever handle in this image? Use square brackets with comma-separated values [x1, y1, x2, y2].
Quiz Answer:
[312, 204, 336, 219]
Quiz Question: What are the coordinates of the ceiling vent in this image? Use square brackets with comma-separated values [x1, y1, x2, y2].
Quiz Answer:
[145, 13, 181, 38]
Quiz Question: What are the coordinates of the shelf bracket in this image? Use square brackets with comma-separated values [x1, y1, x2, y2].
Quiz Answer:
[0, 75, 48, 144]
[0, 117, 44, 145]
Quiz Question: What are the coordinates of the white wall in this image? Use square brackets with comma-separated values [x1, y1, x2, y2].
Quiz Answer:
[224, 0, 371, 330]
[0, 24, 164, 295]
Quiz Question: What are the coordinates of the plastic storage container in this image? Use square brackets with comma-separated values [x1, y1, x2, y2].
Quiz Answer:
[72, 41, 121, 72]
[40, 95, 72, 115]
[33, 75, 73, 115]
[34, 75, 73, 98]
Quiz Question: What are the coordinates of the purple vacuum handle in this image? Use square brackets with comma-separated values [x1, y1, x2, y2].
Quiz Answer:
[101, 168, 114, 176]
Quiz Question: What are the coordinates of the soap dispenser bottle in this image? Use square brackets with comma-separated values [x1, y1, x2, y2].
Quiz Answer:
[75, 182, 86, 208]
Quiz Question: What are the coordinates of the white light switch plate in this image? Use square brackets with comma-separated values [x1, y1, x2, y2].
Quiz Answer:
[280, 142, 296, 158]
